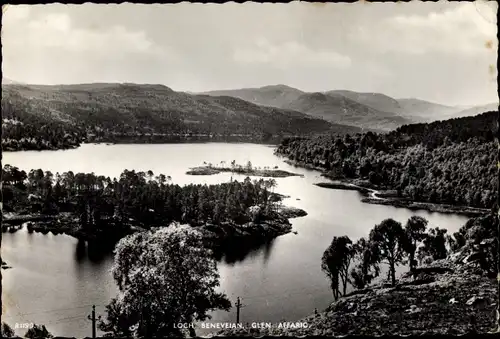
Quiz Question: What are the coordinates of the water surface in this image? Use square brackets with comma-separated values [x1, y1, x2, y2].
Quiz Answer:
[2, 143, 469, 337]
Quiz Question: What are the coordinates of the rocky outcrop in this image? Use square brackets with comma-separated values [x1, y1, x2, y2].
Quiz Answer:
[215, 213, 498, 336]
[216, 264, 496, 336]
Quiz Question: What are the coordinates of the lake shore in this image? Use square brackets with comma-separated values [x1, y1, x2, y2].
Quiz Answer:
[283, 159, 488, 217]
[216, 218, 497, 336]
[186, 165, 304, 178]
[2, 206, 307, 246]
[3, 142, 479, 338]
[314, 181, 488, 217]
[2, 135, 283, 152]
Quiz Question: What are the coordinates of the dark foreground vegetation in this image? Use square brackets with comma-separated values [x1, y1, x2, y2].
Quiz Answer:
[4, 211, 496, 338]
[1, 83, 360, 151]
[276, 111, 497, 210]
[2, 165, 304, 246]
[219, 212, 498, 336]
[1, 164, 307, 338]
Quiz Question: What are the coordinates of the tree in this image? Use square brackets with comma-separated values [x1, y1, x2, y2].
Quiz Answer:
[246, 161, 253, 171]
[403, 216, 428, 272]
[1, 323, 15, 338]
[24, 324, 53, 339]
[321, 236, 355, 300]
[417, 227, 448, 265]
[350, 237, 380, 289]
[99, 224, 231, 338]
[369, 218, 406, 286]
[368, 171, 382, 185]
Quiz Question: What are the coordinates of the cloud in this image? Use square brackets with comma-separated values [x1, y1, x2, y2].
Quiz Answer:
[1, 3, 497, 105]
[353, 2, 497, 56]
[4, 11, 170, 58]
[233, 38, 352, 69]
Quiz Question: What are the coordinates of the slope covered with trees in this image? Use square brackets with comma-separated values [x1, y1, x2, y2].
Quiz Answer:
[2, 83, 359, 151]
[2, 95, 87, 151]
[275, 111, 497, 209]
[2, 165, 293, 244]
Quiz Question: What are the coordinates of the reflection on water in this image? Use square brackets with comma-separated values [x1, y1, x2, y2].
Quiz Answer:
[2, 143, 471, 338]
[214, 238, 276, 265]
[75, 239, 87, 263]
[87, 240, 116, 264]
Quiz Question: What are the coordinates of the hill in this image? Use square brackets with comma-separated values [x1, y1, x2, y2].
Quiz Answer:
[204, 85, 496, 129]
[282, 92, 411, 132]
[327, 90, 403, 115]
[2, 77, 24, 85]
[451, 102, 498, 119]
[202, 84, 305, 108]
[217, 213, 497, 336]
[395, 98, 459, 122]
[387, 111, 496, 148]
[204, 86, 412, 131]
[275, 111, 497, 209]
[2, 83, 362, 151]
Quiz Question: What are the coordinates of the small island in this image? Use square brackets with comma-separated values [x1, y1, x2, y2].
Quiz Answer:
[186, 160, 303, 178]
[2, 166, 307, 247]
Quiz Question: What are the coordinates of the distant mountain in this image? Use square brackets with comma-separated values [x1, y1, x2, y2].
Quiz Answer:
[204, 85, 411, 131]
[281, 92, 411, 132]
[203, 85, 496, 131]
[326, 90, 403, 115]
[2, 83, 361, 142]
[451, 102, 498, 119]
[2, 77, 24, 85]
[395, 98, 460, 122]
[202, 84, 305, 109]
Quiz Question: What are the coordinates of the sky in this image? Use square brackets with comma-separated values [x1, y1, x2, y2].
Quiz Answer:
[2, 1, 498, 106]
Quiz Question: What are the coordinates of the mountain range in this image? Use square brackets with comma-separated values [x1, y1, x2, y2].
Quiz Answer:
[202, 85, 498, 131]
[2, 80, 496, 143]
[2, 83, 362, 141]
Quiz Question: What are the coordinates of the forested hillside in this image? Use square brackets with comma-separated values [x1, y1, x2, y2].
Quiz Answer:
[2, 94, 87, 151]
[276, 111, 497, 209]
[2, 83, 357, 151]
